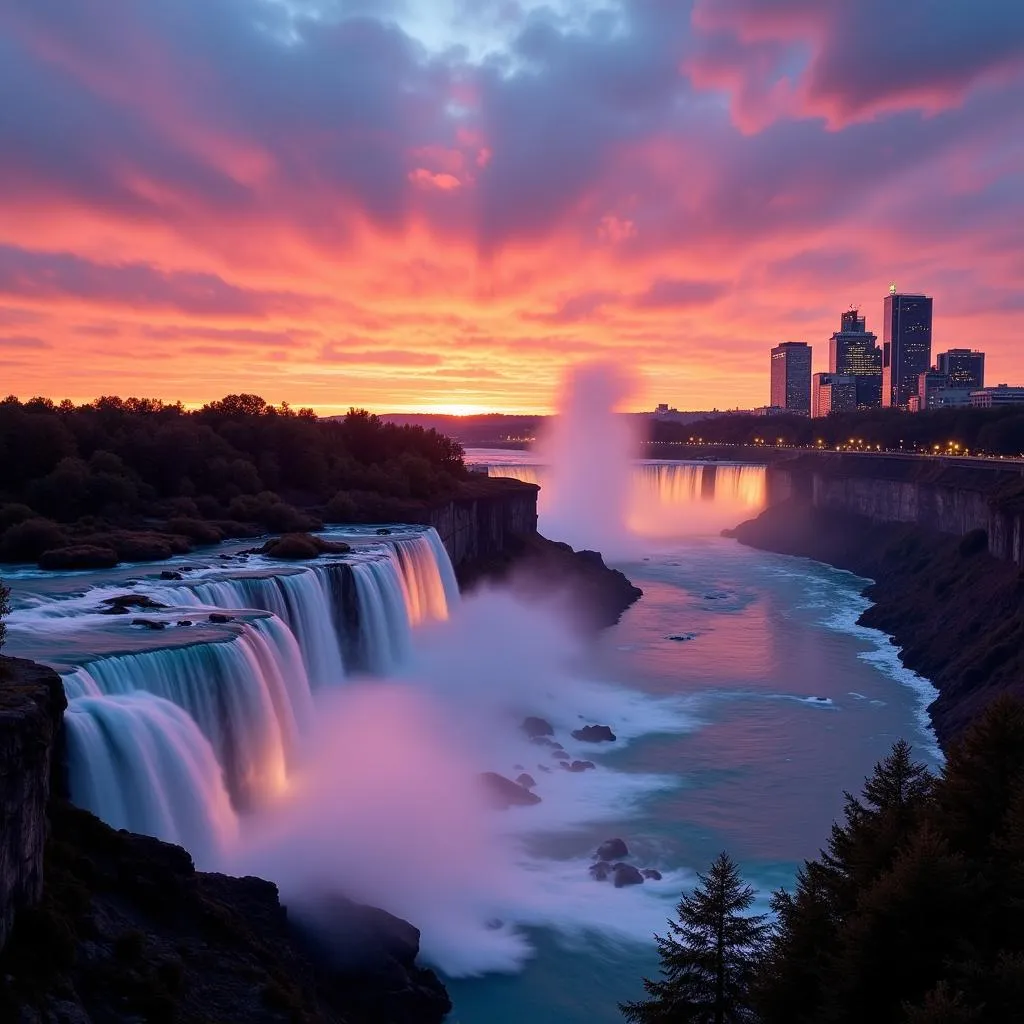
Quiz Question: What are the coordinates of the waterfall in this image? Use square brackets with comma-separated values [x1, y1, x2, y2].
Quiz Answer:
[389, 533, 459, 625]
[7, 525, 461, 850]
[64, 692, 237, 863]
[62, 616, 312, 809]
[160, 570, 345, 690]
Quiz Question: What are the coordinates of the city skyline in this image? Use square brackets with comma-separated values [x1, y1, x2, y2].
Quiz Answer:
[1, 2, 1022, 414]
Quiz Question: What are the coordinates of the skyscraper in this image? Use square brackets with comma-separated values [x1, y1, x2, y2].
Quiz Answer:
[882, 289, 933, 408]
[937, 349, 985, 390]
[771, 342, 812, 414]
[829, 307, 882, 407]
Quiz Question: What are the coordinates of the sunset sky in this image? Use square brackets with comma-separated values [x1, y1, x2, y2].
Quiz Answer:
[2, 0, 1022, 413]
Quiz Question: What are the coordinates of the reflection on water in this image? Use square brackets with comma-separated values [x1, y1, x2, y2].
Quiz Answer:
[477, 454, 766, 538]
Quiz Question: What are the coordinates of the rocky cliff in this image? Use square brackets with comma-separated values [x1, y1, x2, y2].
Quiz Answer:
[0, 659, 65, 952]
[729, 454, 1024, 746]
[424, 477, 539, 571]
[0, 657, 450, 1022]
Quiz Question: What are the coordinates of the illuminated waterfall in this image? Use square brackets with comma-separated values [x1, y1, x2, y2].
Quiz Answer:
[64, 691, 238, 862]
[40, 527, 459, 846]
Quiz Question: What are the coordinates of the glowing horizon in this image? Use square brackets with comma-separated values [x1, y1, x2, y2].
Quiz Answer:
[2, 1, 1022, 414]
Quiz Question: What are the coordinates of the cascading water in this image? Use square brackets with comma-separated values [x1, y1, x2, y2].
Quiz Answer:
[161, 571, 346, 690]
[62, 615, 311, 809]
[64, 691, 238, 863]
[6, 526, 459, 848]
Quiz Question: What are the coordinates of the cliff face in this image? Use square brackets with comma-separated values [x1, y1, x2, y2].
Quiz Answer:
[0, 658, 66, 952]
[425, 478, 539, 571]
[730, 454, 1024, 746]
[765, 454, 1024, 565]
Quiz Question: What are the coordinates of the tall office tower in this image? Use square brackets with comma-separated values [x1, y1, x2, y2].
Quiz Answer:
[937, 348, 985, 390]
[829, 307, 882, 407]
[882, 288, 933, 408]
[770, 342, 812, 414]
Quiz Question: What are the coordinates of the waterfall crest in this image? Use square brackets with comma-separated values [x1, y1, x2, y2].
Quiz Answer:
[36, 527, 458, 846]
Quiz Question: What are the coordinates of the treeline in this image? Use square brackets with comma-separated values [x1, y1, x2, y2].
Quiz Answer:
[0, 394, 469, 566]
[626, 696, 1024, 1023]
[652, 406, 1024, 455]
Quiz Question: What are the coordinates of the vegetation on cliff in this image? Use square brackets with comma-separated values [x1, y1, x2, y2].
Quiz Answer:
[628, 698, 1024, 1023]
[0, 394, 538, 568]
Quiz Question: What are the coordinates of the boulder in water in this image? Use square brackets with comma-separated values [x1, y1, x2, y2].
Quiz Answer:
[208, 613, 234, 624]
[376, 528, 392, 535]
[101, 594, 168, 615]
[516, 773, 537, 789]
[131, 618, 167, 630]
[522, 716, 554, 739]
[259, 533, 352, 561]
[38, 545, 119, 571]
[642, 869, 663, 881]
[596, 838, 628, 861]
[613, 865, 644, 888]
[177, 620, 194, 628]
[479, 772, 542, 810]
[536, 764, 552, 773]
[667, 633, 698, 643]
[159, 570, 184, 581]
[551, 748, 570, 760]
[572, 725, 616, 743]
[565, 760, 595, 773]
[589, 861, 612, 881]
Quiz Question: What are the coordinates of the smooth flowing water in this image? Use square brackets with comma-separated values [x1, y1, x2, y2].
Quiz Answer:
[446, 453, 939, 1022]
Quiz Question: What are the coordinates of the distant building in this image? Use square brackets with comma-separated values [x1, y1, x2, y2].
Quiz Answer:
[913, 371, 973, 412]
[752, 405, 789, 417]
[812, 373, 857, 418]
[937, 349, 985, 390]
[882, 289, 933, 408]
[829, 308, 882, 407]
[969, 385, 1024, 409]
[770, 342, 812, 415]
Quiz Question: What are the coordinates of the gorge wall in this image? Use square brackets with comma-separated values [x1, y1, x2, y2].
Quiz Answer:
[424, 477, 540, 571]
[731, 453, 1024, 747]
[0, 658, 65, 952]
[764, 453, 1024, 564]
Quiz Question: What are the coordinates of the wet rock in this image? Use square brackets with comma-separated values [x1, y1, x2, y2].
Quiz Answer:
[536, 764, 552, 773]
[376, 528, 392, 535]
[613, 865, 644, 888]
[176, 620, 194, 628]
[596, 838, 628, 861]
[551, 748, 570, 760]
[667, 633, 698, 642]
[208, 613, 233, 624]
[516, 773, 537, 789]
[159, 570, 184, 581]
[131, 618, 167, 630]
[522, 716, 554, 739]
[572, 725, 617, 743]
[480, 772, 542, 810]
[704, 591, 731, 601]
[642, 869, 663, 881]
[589, 861, 612, 881]
[564, 760, 595, 773]
[100, 594, 168, 615]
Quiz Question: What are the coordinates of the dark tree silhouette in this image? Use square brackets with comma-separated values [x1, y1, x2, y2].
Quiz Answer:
[621, 853, 767, 1024]
[0, 575, 8, 652]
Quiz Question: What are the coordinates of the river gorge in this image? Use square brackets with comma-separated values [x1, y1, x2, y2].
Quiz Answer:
[1, 453, 941, 1023]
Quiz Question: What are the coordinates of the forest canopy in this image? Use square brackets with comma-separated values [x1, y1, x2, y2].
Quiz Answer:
[0, 394, 481, 566]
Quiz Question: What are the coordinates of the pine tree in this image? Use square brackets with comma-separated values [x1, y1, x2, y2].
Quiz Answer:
[0, 575, 9, 654]
[621, 853, 767, 1024]
[903, 982, 983, 1024]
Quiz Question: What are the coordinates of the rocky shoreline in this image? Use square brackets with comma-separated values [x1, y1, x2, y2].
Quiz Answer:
[727, 499, 1024, 748]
